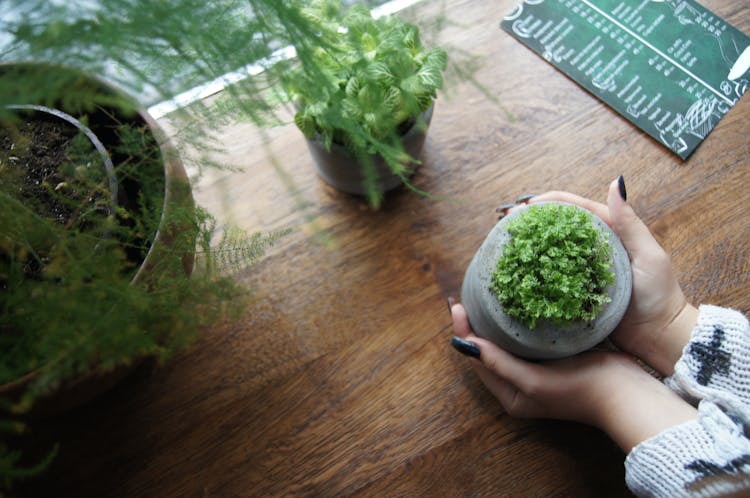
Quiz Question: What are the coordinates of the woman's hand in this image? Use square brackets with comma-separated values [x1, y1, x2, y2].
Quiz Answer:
[527, 178, 697, 376]
[451, 303, 697, 452]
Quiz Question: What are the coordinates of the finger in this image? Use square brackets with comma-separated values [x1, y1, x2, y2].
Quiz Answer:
[450, 334, 544, 418]
[473, 365, 539, 417]
[450, 303, 473, 339]
[606, 177, 664, 258]
[477, 363, 549, 418]
[529, 190, 612, 226]
[495, 195, 537, 217]
[497, 202, 529, 220]
[495, 203, 515, 214]
[468, 335, 543, 397]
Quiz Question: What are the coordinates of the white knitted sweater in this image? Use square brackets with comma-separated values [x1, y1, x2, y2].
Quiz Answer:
[625, 305, 750, 497]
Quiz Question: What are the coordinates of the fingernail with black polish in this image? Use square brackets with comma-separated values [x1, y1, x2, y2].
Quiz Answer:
[617, 175, 627, 202]
[515, 194, 537, 204]
[451, 336, 481, 358]
[495, 203, 515, 213]
[447, 296, 456, 313]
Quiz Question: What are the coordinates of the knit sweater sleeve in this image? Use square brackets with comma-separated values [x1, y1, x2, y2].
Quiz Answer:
[624, 305, 750, 497]
[665, 305, 750, 421]
[625, 401, 750, 497]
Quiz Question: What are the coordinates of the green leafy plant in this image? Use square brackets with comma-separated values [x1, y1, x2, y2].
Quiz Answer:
[0, 79, 284, 490]
[0, 413, 57, 493]
[490, 204, 616, 329]
[0, 110, 284, 400]
[0, 2, 330, 488]
[283, 0, 447, 205]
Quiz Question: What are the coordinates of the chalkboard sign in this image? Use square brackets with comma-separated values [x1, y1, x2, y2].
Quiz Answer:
[501, 0, 750, 159]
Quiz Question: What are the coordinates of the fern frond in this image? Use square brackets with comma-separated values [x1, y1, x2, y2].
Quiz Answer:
[205, 226, 290, 275]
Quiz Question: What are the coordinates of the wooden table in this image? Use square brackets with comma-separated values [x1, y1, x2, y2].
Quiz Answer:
[19, 0, 750, 496]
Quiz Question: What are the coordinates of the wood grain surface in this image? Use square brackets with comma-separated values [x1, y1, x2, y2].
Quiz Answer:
[18, 0, 750, 496]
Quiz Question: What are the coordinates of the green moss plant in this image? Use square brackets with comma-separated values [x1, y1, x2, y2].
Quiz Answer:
[490, 204, 616, 329]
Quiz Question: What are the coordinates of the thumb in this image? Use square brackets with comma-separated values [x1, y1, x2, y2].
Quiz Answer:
[607, 176, 664, 258]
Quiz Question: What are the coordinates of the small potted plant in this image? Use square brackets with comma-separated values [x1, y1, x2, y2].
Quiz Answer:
[0, 63, 287, 486]
[460, 202, 632, 360]
[283, 0, 447, 208]
[0, 63, 289, 410]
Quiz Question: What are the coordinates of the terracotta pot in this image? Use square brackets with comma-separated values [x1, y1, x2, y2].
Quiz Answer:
[460, 202, 632, 360]
[304, 104, 434, 196]
[0, 63, 194, 417]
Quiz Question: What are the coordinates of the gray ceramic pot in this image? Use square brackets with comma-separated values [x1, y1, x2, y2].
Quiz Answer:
[460, 202, 632, 360]
[304, 104, 434, 196]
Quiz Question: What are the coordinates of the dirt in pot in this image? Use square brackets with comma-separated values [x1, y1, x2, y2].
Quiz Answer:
[0, 106, 168, 389]
[0, 114, 110, 228]
[0, 109, 166, 278]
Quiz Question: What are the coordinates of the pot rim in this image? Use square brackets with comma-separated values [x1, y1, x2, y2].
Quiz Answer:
[304, 102, 435, 155]
[0, 63, 192, 398]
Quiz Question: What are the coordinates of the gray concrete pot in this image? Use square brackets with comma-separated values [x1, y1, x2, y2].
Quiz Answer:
[304, 104, 434, 196]
[460, 202, 632, 360]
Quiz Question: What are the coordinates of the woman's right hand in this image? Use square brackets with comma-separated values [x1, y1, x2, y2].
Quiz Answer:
[451, 303, 698, 452]
[528, 177, 698, 376]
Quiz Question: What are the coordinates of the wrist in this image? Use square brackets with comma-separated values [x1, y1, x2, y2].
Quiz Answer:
[596, 360, 698, 452]
[654, 302, 698, 376]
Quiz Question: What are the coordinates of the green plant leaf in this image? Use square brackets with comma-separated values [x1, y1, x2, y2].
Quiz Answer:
[490, 204, 615, 329]
[417, 66, 443, 90]
[367, 61, 395, 85]
[294, 111, 316, 138]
